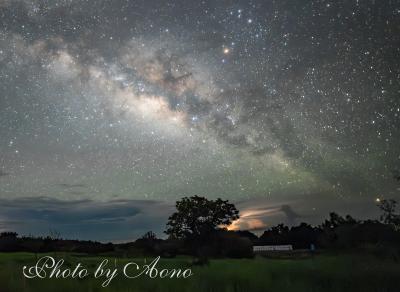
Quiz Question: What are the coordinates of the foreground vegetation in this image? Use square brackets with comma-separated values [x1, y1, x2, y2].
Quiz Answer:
[1, 251, 400, 292]
[1, 197, 399, 291]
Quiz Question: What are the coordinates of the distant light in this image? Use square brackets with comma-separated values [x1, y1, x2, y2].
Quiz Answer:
[375, 198, 381, 203]
[223, 47, 230, 54]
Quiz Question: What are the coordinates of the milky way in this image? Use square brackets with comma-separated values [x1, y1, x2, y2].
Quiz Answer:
[0, 0, 399, 240]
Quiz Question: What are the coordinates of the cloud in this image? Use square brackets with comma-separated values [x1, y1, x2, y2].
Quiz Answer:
[228, 202, 283, 232]
[232, 194, 389, 233]
[280, 205, 301, 225]
[0, 197, 174, 242]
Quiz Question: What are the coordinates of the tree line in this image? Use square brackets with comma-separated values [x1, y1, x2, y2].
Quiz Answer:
[1, 196, 400, 260]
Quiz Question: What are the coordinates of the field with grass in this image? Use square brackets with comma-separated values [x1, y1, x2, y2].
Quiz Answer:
[0, 252, 399, 292]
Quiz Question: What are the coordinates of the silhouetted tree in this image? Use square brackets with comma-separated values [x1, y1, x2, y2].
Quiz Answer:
[235, 230, 259, 244]
[0, 232, 18, 239]
[344, 215, 358, 225]
[134, 231, 161, 254]
[165, 196, 239, 240]
[259, 223, 290, 245]
[141, 231, 157, 240]
[288, 223, 321, 249]
[271, 223, 290, 235]
[318, 212, 358, 247]
[377, 199, 400, 230]
[321, 212, 346, 229]
[48, 229, 61, 240]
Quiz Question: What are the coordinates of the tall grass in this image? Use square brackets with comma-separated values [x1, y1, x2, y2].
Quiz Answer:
[0, 252, 399, 292]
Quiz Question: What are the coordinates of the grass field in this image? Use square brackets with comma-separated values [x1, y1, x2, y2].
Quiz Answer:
[0, 252, 399, 292]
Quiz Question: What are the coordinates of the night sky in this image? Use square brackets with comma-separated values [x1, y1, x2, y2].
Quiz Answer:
[0, 0, 399, 241]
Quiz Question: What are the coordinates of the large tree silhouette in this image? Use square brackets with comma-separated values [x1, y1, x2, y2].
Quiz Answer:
[165, 196, 239, 240]
[378, 199, 400, 229]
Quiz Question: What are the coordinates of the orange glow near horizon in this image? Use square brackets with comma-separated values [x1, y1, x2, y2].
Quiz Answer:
[226, 207, 281, 231]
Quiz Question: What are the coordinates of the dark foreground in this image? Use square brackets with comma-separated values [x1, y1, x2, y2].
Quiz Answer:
[0, 252, 399, 292]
